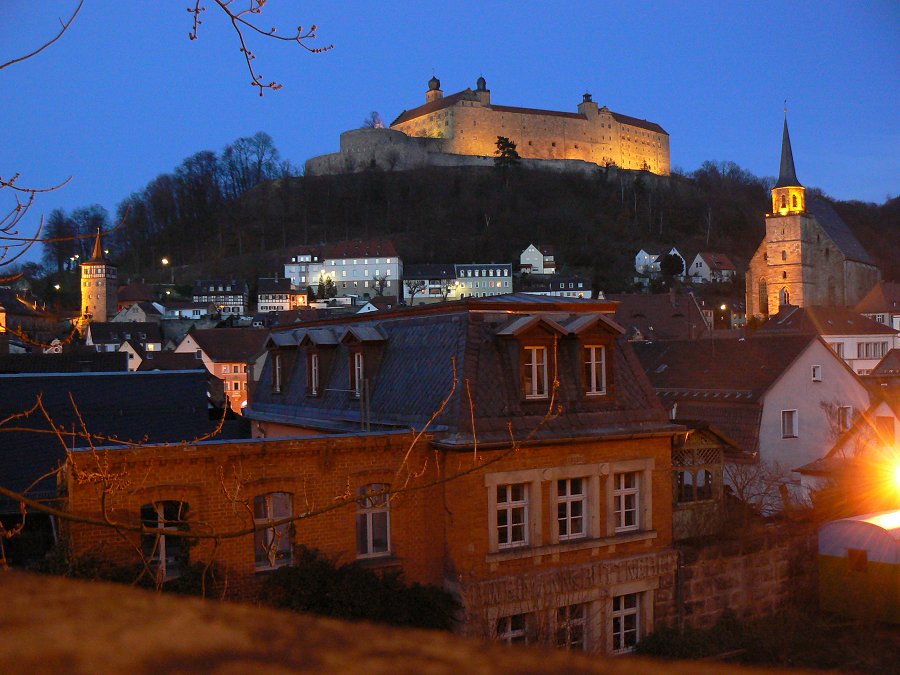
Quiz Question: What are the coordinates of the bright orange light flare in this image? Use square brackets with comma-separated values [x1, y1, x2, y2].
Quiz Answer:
[893, 462, 900, 492]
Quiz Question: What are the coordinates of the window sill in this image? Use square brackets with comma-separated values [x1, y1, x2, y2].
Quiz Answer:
[486, 530, 658, 563]
[355, 554, 401, 570]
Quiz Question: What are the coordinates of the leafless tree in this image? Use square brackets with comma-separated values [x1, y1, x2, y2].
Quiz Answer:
[372, 275, 388, 296]
[404, 278, 426, 304]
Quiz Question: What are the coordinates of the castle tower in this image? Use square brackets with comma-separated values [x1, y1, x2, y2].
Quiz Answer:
[425, 75, 443, 104]
[80, 228, 117, 325]
[474, 75, 491, 105]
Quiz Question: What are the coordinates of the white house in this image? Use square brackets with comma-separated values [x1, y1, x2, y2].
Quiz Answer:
[636, 334, 872, 502]
[285, 240, 402, 300]
[688, 252, 737, 283]
[519, 244, 556, 275]
[634, 247, 687, 282]
[256, 277, 308, 313]
[452, 263, 513, 299]
[856, 281, 900, 335]
[758, 305, 900, 375]
[283, 248, 321, 288]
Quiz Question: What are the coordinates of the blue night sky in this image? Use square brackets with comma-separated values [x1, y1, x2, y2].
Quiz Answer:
[3, 1, 898, 263]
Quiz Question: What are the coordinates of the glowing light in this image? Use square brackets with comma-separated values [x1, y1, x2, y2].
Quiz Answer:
[893, 462, 900, 492]
[161, 257, 169, 266]
[864, 510, 900, 531]
[720, 304, 727, 311]
[53, 284, 60, 290]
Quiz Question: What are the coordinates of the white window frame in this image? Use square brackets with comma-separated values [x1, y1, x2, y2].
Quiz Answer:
[612, 471, 640, 533]
[496, 483, 529, 549]
[253, 492, 292, 570]
[356, 483, 391, 558]
[141, 500, 187, 583]
[351, 351, 364, 398]
[496, 613, 529, 644]
[811, 364, 822, 382]
[584, 345, 607, 396]
[272, 353, 282, 393]
[556, 477, 586, 541]
[612, 592, 641, 653]
[781, 409, 798, 438]
[309, 352, 320, 396]
[523, 345, 549, 399]
[556, 603, 587, 650]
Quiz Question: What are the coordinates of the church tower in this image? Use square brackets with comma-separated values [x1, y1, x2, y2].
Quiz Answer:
[80, 229, 117, 326]
[771, 116, 806, 215]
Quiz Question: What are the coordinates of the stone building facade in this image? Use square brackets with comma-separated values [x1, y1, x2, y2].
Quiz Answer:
[745, 119, 881, 318]
[306, 76, 670, 177]
[80, 229, 117, 327]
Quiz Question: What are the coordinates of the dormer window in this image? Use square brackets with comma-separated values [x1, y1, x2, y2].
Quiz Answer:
[308, 352, 320, 396]
[350, 351, 364, 398]
[523, 346, 548, 399]
[584, 345, 607, 396]
[272, 353, 283, 393]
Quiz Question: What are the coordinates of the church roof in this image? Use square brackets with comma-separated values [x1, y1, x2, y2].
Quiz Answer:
[774, 117, 802, 188]
[808, 197, 876, 265]
[390, 89, 668, 135]
[756, 305, 898, 337]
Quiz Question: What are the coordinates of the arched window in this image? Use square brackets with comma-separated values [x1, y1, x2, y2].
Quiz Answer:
[782, 271, 787, 280]
[780, 195, 787, 209]
[792, 194, 798, 208]
[759, 279, 768, 315]
[780, 288, 790, 306]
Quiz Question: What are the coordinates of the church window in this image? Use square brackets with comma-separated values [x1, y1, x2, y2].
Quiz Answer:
[781, 250, 787, 261]
[782, 272, 787, 280]
[758, 280, 768, 314]
[792, 195, 798, 208]
[781, 195, 787, 209]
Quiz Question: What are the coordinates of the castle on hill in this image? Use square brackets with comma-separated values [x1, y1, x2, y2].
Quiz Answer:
[306, 76, 670, 176]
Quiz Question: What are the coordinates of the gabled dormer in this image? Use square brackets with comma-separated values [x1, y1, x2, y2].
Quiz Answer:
[299, 328, 339, 397]
[495, 315, 569, 402]
[560, 313, 625, 401]
[771, 116, 806, 216]
[339, 325, 387, 399]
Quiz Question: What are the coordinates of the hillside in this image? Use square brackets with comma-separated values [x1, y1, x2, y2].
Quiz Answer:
[112, 162, 899, 290]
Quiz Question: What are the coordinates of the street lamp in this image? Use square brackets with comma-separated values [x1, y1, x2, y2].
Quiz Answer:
[161, 257, 174, 284]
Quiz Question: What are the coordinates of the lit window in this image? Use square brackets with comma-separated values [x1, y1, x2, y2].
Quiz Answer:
[141, 501, 188, 582]
[253, 492, 292, 569]
[781, 409, 798, 438]
[496, 483, 528, 549]
[523, 346, 549, 399]
[613, 472, 639, 532]
[612, 593, 641, 653]
[556, 604, 586, 650]
[557, 478, 585, 541]
[356, 483, 390, 557]
[584, 345, 606, 395]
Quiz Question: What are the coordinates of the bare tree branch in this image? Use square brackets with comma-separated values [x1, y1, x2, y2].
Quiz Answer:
[0, 0, 84, 71]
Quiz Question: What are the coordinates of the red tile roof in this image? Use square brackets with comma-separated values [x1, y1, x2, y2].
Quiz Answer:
[698, 252, 736, 272]
[855, 281, 900, 313]
[390, 91, 668, 135]
[757, 306, 899, 337]
[188, 328, 268, 362]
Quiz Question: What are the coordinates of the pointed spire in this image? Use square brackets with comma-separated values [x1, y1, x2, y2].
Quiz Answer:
[775, 113, 802, 188]
[89, 227, 106, 262]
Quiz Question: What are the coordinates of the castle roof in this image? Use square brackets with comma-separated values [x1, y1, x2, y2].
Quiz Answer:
[390, 89, 668, 135]
[775, 117, 802, 188]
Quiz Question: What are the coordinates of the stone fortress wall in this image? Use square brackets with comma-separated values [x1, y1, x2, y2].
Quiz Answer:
[306, 76, 670, 177]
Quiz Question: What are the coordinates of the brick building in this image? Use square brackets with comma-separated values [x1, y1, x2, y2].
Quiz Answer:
[64, 296, 683, 655]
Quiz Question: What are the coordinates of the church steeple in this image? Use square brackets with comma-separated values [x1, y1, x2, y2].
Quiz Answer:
[89, 227, 107, 262]
[80, 227, 117, 327]
[771, 112, 806, 215]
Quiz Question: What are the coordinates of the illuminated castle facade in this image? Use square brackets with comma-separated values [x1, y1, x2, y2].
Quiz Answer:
[745, 118, 880, 318]
[306, 76, 670, 176]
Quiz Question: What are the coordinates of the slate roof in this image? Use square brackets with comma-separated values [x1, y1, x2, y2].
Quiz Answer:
[323, 239, 398, 260]
[86, 322, 163, 344]
[390, 90, 668, 134]
[117, 283, 155, 304]
[0, 352, 127, 374]
[855, 281, 900, 314]
[608, 293, 710, 341]
[808, 197, 876, 265]
[257, 278, 295, 294]
[633, 335, 817, 453]
[0, 288, 43, 318]
[403, 264, 455, 280]
[757, 306, 898, 337]
[136, 352, 205, 371]
[0, 370, 227, 513]
[247, 298, 676, 447]
[188, 327, 268, 362]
